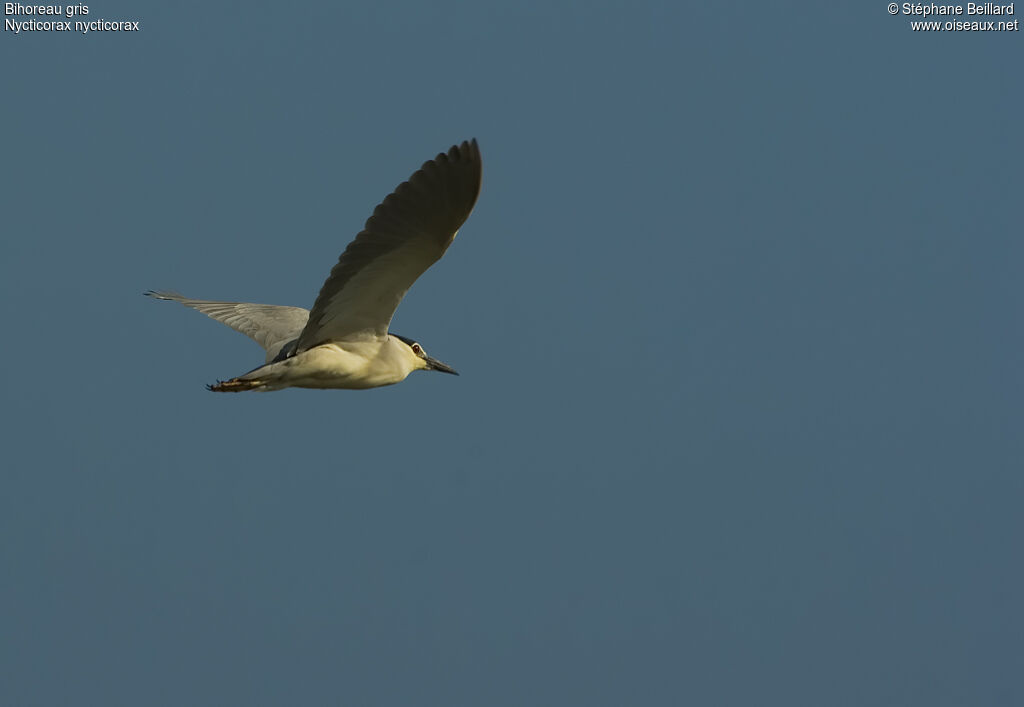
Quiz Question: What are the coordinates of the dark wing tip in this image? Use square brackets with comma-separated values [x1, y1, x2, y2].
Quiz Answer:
[434, 137, 482, 213]
[390, 138, 482, 236]
[429, 139, 481, 175]
[144, 290, 184, 301]
[446, 138, 480, 162]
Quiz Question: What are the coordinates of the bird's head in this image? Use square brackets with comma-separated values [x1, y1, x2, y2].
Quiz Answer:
[393, 334, 459, 376]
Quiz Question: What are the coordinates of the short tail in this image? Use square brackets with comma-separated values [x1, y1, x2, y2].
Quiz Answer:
[207, 378, 267, 393]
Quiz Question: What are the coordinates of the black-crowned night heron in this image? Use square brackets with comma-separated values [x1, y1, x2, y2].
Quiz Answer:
[147, 139, 482, 392]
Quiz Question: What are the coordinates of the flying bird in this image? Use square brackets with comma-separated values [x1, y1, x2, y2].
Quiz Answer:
[147, 139, 482, 392]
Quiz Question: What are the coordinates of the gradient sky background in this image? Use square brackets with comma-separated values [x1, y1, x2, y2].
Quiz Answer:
[2, 1, 1021, 705]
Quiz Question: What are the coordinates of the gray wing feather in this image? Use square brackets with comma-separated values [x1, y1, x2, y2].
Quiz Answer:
[296, 139, 482, 350]
[146, 291, 309, 362]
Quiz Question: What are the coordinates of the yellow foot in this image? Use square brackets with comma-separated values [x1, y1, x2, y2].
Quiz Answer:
[207, 378, 264, 393]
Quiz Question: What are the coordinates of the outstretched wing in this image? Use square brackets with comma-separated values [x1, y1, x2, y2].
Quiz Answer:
[146, 291, 309, 362]
[296, 139, 482, 350]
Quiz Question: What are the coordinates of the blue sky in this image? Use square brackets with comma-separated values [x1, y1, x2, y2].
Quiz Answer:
[2, 1, 1021, 705]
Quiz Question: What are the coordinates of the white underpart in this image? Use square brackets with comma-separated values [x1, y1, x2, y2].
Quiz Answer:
[235, 336, 423, 391]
